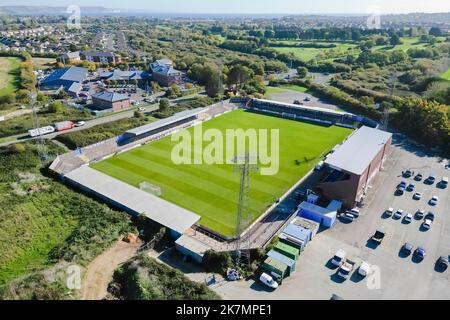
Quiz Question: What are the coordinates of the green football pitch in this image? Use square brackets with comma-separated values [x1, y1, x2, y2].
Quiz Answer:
[91, 109, 351, 236]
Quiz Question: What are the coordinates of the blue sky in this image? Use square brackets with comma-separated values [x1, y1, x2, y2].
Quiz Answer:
[2, 0, 450, 14]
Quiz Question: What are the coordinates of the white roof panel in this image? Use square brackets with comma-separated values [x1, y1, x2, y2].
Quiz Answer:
[324, 126, 392, 175]
[65, 166, 201, 234]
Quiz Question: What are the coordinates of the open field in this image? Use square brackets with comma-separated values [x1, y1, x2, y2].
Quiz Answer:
[31, 57, 55, 70]
[92, 109, 351, 237]
[270, 41, 358, 62]
[0, 57, 21, 96]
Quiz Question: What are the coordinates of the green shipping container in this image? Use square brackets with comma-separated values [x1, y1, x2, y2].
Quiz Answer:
[262, 257, 289, 280]
[274, 242, 300, 261]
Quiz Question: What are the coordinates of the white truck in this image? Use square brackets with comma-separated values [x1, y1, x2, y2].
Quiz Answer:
[28, 126, 55, 138]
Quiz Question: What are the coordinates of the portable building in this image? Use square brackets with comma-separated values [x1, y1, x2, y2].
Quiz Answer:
[297, 200, 342, 228]
[274, 242, 300, 261]
[262, 257, 289, 280]
[267, 249, 296, 275]
[290, 217, 320, 238]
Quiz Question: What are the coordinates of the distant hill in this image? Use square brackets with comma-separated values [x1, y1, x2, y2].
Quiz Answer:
[0, 6, 113, 15]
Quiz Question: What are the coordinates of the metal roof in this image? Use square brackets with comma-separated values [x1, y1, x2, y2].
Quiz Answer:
[267, 249, 295, 268]
[125, 107, 206, 136]
[92, 91, 129, 102]
[324, 126, 392, 175]
[64, 166, 201, 234]
[254, 98, 352, 117]
[283, 224, 312, 242]
[175, 235, 211, 257]
[41, 66, 87, 84]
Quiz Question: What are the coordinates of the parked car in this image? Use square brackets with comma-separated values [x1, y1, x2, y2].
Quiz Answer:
[404, 213, 413, 223]
[414, 173, 423, 181]
[436, 256, 449, 271]
[399, 180, 407, 188]
[414, 247, 426, 260]
[426, 175, 436, 184]
[385, 207, 394, 217]
[415, 209, 425, 220]
[396, 186, 405, 195]
[75, 121, 86, 127]
[338, 258, 356, 279]
[429, 196, 439, 206]
[403, 169, 413, 178]
[259, 273, 278, 289]
[413, 192, 422, 200]
[394, 209, 404, 219]
[346, 208, 360, 218]
[304, 97, 311, 102]
[402, 242, 413, 256]
[358, 261, 371, 277]
[406, 183, 415, 191]
[340, 212, 355, 222]
[439, 176, 448, 189]
[371, 229, 385, 244]
[331, 249, 346, 267]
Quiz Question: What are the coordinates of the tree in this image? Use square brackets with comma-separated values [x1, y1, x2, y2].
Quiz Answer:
[48, 101, 65, 113]
[429, 27, 442, 37]
[15, 90, 31, 104]
[205, 71, 223, 98]
[297, 66, 308, 78]
[227, 65, 251, 91]
[159, 98, 170, 112]
[151, 81, 162, 93]
[390, 35, 401, 46]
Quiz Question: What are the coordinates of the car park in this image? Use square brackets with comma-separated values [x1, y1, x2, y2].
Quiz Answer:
[429, 196, 438, 206]
[413, 192, 422, 200]
[393, 209, 404, 219]
[404, 213, 413, 223]
[435, 256, 449, 271]
[414, 173, 423, 181]
[402, 242, 413, 256]
[331, 249, 346, 267]
[414, 247, 426, 260]
[415, 209, 425, 220]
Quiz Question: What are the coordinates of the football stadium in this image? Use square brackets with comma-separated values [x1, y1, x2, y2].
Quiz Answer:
[90, 108, 352, 237]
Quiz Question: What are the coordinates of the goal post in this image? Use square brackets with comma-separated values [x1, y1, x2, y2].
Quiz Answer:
[139, 181, 162, 197]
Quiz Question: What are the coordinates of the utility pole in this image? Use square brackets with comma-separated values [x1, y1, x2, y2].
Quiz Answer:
[233, 153, 259, 268]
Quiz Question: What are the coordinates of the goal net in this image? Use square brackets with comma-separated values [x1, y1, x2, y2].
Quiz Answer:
[139, 181, 162, 197]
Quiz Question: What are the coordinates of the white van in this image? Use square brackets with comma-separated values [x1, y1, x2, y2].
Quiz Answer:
[259, 273, 278, 289]
[331, 249, 346, 267]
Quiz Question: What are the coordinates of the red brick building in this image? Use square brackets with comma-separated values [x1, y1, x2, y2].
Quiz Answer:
[92, 91, 130, 112]
[316, 126, 392, 208]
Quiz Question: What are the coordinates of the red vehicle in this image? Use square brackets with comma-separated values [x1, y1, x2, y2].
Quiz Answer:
[54, 121, 74, 132]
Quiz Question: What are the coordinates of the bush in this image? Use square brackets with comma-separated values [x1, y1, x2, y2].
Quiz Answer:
[203, 250, 234, 275]
[48, 101, 65, 113]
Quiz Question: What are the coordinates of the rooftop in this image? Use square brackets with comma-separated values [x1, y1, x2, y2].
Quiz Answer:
[64, 166, 201, 234]
[125, 107, 206, 136]
[92, 91, 129, 102]
[175, 235, 211, 257]
[41, 66, 88, 84]
[324, 126, 392, 175]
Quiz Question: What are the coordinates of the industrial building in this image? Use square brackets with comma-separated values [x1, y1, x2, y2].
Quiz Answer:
[316, 126, 392, 208]
[39, 66, 88, 93]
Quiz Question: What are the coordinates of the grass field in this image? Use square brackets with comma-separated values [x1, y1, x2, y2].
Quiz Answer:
[270, 41, 358, 62]
[91, 110, 351, 236]
[442, 67, 450, 80]
[0, 57, 21, 96]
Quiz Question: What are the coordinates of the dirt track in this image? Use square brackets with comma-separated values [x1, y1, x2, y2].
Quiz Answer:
[80, 240, 140, 300]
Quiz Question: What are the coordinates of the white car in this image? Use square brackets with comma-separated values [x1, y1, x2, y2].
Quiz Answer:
[429, 196, 439, 206]
[422, 219, 432, 230]
[331, 249, 346, 267]
[75, 121, 86, 127]
[413, 192, 422, 200]
[358, 261, 371, 277]
[385, 207, 394, 217]
[394, 209, 404, 219]
[259, 273, 278, 289]
[404, 213, 413, 223]
[138, 107, 146, 112]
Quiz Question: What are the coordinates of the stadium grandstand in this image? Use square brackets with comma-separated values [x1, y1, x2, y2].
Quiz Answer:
[246, 98, 378, 128]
